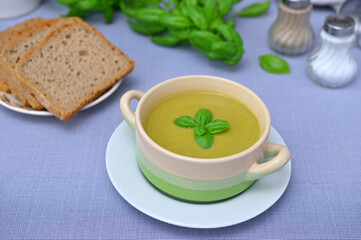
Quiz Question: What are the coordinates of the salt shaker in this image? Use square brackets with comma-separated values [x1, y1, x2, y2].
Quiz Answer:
[307, 14, 358, 88]
[269, 0, 315, 56]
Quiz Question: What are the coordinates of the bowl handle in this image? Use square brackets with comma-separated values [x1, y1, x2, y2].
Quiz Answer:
[245, 142, 291, 181]
[120, 90, 144, 132]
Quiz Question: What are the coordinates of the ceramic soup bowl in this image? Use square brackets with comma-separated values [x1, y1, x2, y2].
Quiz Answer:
[120, 75, 291, 202]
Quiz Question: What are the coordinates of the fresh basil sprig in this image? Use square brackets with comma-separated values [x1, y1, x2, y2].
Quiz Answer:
[195, 108, 213, 126]
[195, 133, 214, 149]
[238, 0, 271, 17]
[175, 109, 229, 149]
[121, 0, 245, 65]
[259, 54, 291, 74]
[206, 119, 230, 134]
[174, 116, 197, 128]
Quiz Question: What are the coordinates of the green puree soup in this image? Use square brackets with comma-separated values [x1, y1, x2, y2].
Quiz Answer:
[144, 90, 261, 158]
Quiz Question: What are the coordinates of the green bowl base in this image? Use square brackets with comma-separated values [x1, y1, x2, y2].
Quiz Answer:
[138, 159, 255, 203]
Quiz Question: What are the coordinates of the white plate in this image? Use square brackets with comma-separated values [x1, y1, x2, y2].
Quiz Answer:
[0, 80, 122, 116]
[0, 0, 41, 19]
[105, 121, 292, 228]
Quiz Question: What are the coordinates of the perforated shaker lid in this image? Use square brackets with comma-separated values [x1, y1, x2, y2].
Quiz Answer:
[324, 14, 355, 36]
[282, 0, 310, 9]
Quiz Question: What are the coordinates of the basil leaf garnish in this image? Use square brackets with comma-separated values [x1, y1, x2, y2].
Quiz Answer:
[174, 116, 197, 128]
[195, 109, 213, 126]
[195, 132, 214, 149]
[206, 119, 229, 134]
[238, 0, 271, 18]
[174, 109, 229, 149]
[194, 125, 207, 136]
[259, 54, 291, 74]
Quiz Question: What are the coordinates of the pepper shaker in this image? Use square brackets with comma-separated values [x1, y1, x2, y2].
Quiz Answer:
[307, 14, 358, 88]
[269, 0, 315, 56]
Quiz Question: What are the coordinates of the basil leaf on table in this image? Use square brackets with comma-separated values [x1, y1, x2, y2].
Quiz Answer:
[189, 31, 222, 52]
[181, 5, 208, 30]
[128, 20, 166, 35]
[215, 24, 243, 45]
[203, 0, 217, 22]
[138, 0, 162, 4]
[209, 18, 223, 30]
[168, 28, 191, 41]
[58, 0, 118, 23]
[209, 42, 237, 60]
[76, 1, 99, 9]
[120, 0, 145, 18]
[238, 0, 271, 17]
[206, 51, 227, 60]
[158, 13, 191, 29]
[174, 116, 197, 128]
[195, 109, 213, 126]
[219, 0, 235, 16]
[151, 35, 183, 46]
[259, 54, 291, 74]
[213, 25, 244, 65]
[225, 18, 235, 28]
[222, 48, 243, 66]
[185, 0, 198, 6]
[58, 0, 78, 4]
[133, 7, 166, 23]
[61, 8, 88, 19]
[206, 119, 229, 134]
[103, 8, 115, 24]
[195, 133, 214, 149]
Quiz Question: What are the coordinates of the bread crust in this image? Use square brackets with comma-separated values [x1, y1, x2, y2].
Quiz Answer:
[0, 19, 60, 108]
[16, 20, 135, 120]
[0, 18, 46, 93]
[1, 17, 82, 110]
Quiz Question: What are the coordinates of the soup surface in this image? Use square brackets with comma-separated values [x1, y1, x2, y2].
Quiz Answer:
[144, 90, 260, 158]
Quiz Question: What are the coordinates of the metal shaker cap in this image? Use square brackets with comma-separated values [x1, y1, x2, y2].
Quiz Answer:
[282, 0, 310, 9]
[324, 14, 355, 36]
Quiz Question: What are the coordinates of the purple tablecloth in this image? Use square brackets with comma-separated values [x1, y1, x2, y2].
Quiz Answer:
[1, 1, 360, 239]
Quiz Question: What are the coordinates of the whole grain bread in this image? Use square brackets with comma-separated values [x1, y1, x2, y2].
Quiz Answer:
[16, 20, 135, 120]
[1, 17, 81, 109]
[0, 18, 46, 92]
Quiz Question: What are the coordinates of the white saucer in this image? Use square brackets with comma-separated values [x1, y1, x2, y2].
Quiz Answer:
[105, 121, 292, 228]
[0, 80, 122, 116]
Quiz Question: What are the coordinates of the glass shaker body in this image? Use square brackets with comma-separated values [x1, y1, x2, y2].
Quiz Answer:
[269, 0, 315, 56]
[307, 15, 358, 88]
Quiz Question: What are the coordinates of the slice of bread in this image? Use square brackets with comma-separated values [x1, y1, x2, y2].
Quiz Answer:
[0, 18, 46, 92]
[1, 17, 81, 109]
[16, 20, 135, 120]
